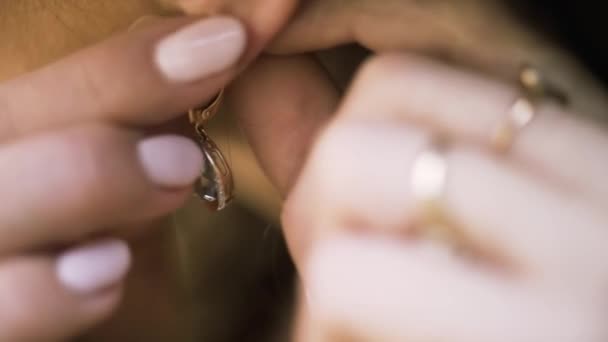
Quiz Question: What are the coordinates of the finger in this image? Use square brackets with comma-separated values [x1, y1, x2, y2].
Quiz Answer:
[0, 16, 246, 141]
[340, 54, 608, 203]
[304, 237, 606, 342]
[284, 122, 608, 283]
[266, 0, 354, 54]
[267, 0, 511, 77]
[228, 55, 339, 195]
[270, 0, 608, 120]
[0, 123, 202, 254]
[0, 239, 130, 341]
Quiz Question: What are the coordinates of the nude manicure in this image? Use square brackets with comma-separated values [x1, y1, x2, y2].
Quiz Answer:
[56, 239, 131, 295]
[155, 17, 247, 82]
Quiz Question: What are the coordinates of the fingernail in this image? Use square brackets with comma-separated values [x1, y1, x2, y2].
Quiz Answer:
[155, 17, 246, 82]
[56, 239, 131, 295]
[137, 135, 204, 188]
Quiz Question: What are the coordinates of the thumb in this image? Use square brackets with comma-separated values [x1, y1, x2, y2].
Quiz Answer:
[0, 16, 245, 141]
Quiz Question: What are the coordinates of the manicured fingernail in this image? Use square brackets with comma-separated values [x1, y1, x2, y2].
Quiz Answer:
[137, 135, 204, 188]
[57, 239, 131, 295]
[155, 17, 246, 82]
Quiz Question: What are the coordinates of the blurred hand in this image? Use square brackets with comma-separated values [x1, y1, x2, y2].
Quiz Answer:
[289, 54, 608, 341]
[270, 0, 606, 118]
[0, 16, 249, 341]
[126, 2, 608, 340]
[235, 51, 608, 342]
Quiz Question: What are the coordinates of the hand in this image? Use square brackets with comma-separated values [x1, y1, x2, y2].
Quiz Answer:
[172, 2, 608, 339]
[230, 51, 608, 340]
[227, 0, 608, 216]
[291, 55, 608, 342]
[0, 0, 298, 80]
[267, 0, 608, 120]
[0, 16, 248, 341]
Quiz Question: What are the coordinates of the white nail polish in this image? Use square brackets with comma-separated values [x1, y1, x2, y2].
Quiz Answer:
[56, 239, 131, 295]
[137, 135, 204, 188]
[155, 17, 246, 82]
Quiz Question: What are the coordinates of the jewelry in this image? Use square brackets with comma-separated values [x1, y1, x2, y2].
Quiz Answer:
[492, 66, 568, 152]
[410, 139, 462, 245]
[189, 89, 234, 211]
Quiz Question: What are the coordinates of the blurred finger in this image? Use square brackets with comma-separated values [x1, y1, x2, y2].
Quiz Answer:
[0, 239, 130, 341]
[267, 0, 518, 82]
[284, 122, 608, 282]
[0, 123, 202, 254]
[0, 16, 246, 141]
[340, 54, 608, 203]
[267, 0, 459, 56]
[304, 237, 606, 342]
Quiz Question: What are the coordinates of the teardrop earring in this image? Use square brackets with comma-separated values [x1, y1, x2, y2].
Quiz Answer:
[188, 89, 234, 211]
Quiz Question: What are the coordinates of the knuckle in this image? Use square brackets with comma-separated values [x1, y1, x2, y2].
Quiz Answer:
[48, 124, 139, 205]
[344, 53, 430, 120]
[74, 59, 114, 115]
[58, 127, 115, 189]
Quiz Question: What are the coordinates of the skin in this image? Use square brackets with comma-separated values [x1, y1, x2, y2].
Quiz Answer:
[269, 0, 608, 118]
[228, 1, 608, 340]
[0, 2, 298, 341]
[2, 0, 608, 340]
[288, 53, 608, 341]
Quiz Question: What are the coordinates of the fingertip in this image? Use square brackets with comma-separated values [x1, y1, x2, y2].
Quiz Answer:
[56, 239, 131, 295]
[137, 135, 204, 189]
[154, 16, 247, 83]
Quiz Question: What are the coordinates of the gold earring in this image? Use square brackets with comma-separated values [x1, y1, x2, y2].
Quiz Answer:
[188, 89, 234, 211]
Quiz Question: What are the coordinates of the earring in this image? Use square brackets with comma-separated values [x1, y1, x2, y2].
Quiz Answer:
[188, 89, 234, 211]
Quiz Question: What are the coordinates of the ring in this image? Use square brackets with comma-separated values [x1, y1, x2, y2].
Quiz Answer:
[492, 66, 568, 152]
[492, 66, 542, 152]
[410, 139, 461, 245]
[410, 141, 486, 258]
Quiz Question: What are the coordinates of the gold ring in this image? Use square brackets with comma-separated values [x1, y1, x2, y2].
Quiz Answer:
[492, 66, 568, 152]
[410, 141, 488, 259]
[189, 90, 234, 211]
[410, 139, 461, 245]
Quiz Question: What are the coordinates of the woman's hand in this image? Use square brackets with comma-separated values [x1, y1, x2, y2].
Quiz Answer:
[0, 16, 247, 341]
[231, 51, 608, 340]
[268, 0, 607, 120]
[289, 54, 608, 341]
[227, 0, 608, 225]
